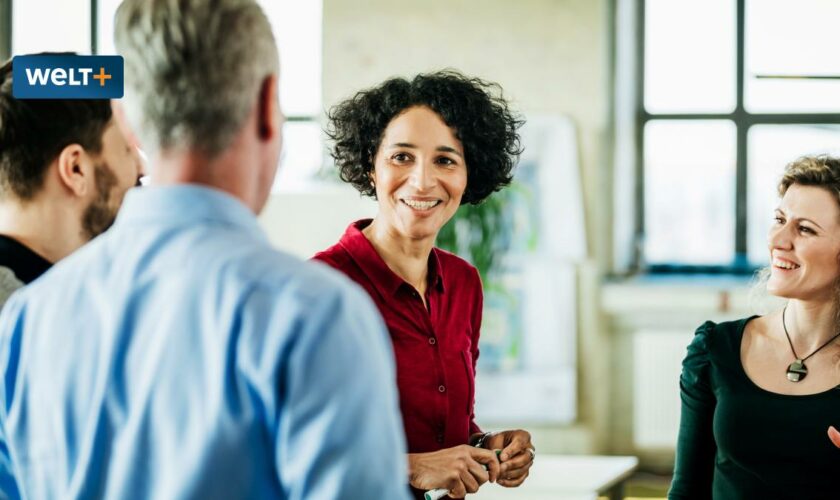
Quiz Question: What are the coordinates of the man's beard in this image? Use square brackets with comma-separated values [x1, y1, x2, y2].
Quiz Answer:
[81, 161, 120, 240]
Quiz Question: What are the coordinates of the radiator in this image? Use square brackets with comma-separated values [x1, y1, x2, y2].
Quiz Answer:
[632, 329, 694, 449]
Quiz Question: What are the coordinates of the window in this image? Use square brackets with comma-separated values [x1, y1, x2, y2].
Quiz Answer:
[12, 0, 90, 55]
[5, 0, 323, 192]
[625, 0, 840, 273]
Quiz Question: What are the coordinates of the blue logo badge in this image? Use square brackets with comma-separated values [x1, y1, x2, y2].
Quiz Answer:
[12, 55, 124, 99]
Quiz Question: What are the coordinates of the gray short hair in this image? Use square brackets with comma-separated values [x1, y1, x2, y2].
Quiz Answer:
[115, 0, 279, 157]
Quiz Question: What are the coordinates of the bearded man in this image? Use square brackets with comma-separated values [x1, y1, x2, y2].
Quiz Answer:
[0, 55, 143, 307]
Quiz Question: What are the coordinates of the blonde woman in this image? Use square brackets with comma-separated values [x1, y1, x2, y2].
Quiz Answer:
[670, 155, 840, 499]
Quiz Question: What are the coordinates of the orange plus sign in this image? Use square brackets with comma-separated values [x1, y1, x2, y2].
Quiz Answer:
[93, 67, 112, 87]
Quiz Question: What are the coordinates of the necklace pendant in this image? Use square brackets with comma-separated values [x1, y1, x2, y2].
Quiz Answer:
[786, 359, 808, 382]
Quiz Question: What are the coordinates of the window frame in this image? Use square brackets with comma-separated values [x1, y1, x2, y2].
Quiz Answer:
[634, 0, 840, 274]
[3, 0, 323, 192]
[92, 0, 319, 125]
[1, 0, 11, 61]
[2, 0, 320, 132]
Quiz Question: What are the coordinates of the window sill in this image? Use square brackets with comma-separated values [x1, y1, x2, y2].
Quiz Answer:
[601, 273, 759, 317]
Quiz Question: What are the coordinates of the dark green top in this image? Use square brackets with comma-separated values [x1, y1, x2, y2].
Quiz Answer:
[669, 317, 840, 499]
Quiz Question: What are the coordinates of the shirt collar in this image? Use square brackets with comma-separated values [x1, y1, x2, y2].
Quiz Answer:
[0, 234, 52, 284]
[113, 184, 266, 241]
[338, 219, 445, 297]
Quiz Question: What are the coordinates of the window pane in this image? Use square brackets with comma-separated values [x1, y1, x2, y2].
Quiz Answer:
[272, 121, 325, 192]
[258, 0, 322, 117]
[745, 0, 840, 113]
[644, 0, 735, 114]
[97, 0, 323, 116]
[13, 0, 90, 55]
[644, 120, 736, 265]
[747, 125, 840, 264]
[96, 0, 123, 55]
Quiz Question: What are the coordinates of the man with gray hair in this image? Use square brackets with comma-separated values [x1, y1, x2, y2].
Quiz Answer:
[0, 1, 410, 499]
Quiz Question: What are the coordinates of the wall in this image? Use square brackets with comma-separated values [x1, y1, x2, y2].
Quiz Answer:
[259, 185, 377, 258]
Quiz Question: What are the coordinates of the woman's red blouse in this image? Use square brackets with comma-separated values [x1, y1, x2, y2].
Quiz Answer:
[313, 219, 483, 453]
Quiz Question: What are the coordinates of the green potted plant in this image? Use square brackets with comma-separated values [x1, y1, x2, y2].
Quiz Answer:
[436, 182, 535, 370]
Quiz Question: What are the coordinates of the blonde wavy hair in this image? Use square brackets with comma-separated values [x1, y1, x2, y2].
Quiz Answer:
[750, 155, 840, 327]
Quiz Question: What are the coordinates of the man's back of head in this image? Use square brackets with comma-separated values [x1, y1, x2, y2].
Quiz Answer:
[0, 55, 143, 305]
[115, 0, 283, 213]
[0, 2, 410, 499]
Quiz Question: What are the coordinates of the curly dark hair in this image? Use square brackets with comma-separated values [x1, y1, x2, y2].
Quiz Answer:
[325, 70, 524, 205]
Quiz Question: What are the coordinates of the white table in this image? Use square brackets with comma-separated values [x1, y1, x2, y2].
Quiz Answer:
[471, 455, 639, 500]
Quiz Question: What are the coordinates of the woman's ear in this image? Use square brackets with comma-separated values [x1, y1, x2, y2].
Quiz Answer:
[55, 144, 91, 198]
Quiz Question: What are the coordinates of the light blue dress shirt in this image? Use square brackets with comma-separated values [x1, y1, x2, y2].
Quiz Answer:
[0, 185, 410, 500]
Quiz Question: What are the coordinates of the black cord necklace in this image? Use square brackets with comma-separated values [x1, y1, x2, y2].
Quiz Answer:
[782, 305, 840, 382]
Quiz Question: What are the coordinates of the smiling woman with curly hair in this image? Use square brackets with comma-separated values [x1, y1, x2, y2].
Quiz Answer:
[326, 70, 522, 204]
[314, 70, 534, 500]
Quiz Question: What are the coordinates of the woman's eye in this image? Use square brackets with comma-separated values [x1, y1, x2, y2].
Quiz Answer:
[774, 216, 785, 225]
[799, 226, 814, 235]
[392, 153, 411, 162]
[436, 157, 456, 166]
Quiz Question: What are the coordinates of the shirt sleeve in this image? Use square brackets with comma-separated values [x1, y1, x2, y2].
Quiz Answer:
[0, 295, 23, 500]
[468, 268, 483, 437]
[0, 421, 20, 500]
[668, 321, 717, 499]
[244, 277, 411, 500]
